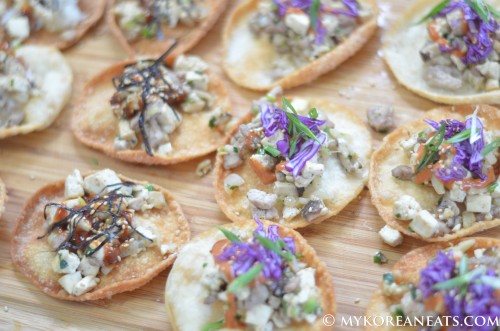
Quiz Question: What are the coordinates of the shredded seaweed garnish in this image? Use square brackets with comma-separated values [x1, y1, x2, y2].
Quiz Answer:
[110, 40, 187, 156]
[39, 182, 152, 258]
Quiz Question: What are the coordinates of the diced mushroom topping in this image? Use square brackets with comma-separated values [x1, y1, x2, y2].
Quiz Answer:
[391, 165, 414, 180]
[111, 47, 215, 156]
[42, 169, 171, 296]
[0, 0, 86, 44]
[247, 189, 277, 210]
[301, 199, 328, 223]
[248, 0, 372, 78]
[114, 0, 207, 41]
[367, 105, 394, 133]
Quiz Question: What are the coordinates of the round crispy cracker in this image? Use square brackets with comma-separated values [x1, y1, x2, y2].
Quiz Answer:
[11, 171, 191, 301]
[71, 57, 231, 165]
[165, 219, 336, 331]
[214, 99, 372, 229]
[365, 237, 500, 331]
[383, 0, 500, 105]
[107, 0, 229, 57]
[221, 0, 378, 91]
[369, 105, 500, 242]
[0, 45, 72, 139]
[22, 0, 106, 50]
[0, 177, 6, 219]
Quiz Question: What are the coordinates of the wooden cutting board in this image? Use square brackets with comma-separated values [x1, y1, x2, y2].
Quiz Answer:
[0, 1, 498, 330]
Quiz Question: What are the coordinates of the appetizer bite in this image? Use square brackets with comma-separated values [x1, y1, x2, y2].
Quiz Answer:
[165, 218, 335, 330]
[108, 0, 229, 56]
[366, 237, 499, 331]
[72, 43, 232, 165]
[222, 0, 378, 91]
[0, 0, 106, 49]
[215, 88, 371, 228]
[0, 177, 5, 218]
[370, 105, 500, 242]
[384, 0, 500, 104]
[11, 169, 190, 300]
[0, 42, 72, 139]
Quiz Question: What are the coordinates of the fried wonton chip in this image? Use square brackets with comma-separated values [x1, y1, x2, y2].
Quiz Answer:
[222, 0, 378, 91]
[0, 177, 5, 218]
[0, 45, 72, 139]
[370, 105, 500, 242]
[214, 99, 372, 229]
[366, 237, 500, 331]
[11, 172, 190, 301]
[165, 219, 336, 330]
[107, 0, 229, 57]
[383, 0, 500, 104]
[21, 0, 106, 50]
[72, 57, 231, 166]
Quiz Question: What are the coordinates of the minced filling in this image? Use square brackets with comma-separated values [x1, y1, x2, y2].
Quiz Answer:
[418, 0, 500, 91]
[111, 48, 225, 156]
[0, 0, 86, 44]
[200, 219, 323, 330]
[382, 240, 499, 330]
[41, 169, 172, 296]
[391, 111, 500, 239]
[248, 0, 372, 79]
[0, 44, 35, 130]
[221, 87, 364, 223]
[113, 0, 207, 41]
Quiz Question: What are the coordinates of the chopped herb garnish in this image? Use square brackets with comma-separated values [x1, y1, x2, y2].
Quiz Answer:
[445, 128, 472, 144]
[282, 97, 320, 143]
[415, 123, 446, 174]
[303, 298, 319, 314]
[488, 183, 498, 194]
[208, 116, 216, 128]
[91, 158, 99, 166]
[201, 320, 224, 331]
[481, 138, 500, 157]
[216, 226, 241, 243]
[465, 0, 497, 22]
[145, 184, 155, 191]
[433, 266, 486, 290]
[373, 251, 388, 264]
[309, 0, 321, 31]
[141, 25, 155, 39]
[410, 284, 417, 300]
[264, 144, 281, 157]
[255, 234, 294, 261]
[308, 108, 318, 119]
[383, 272, 395, 284]
[59, 256, 68, 270]
[233, 146, 239, 153]
[417, 0, 451, 24]
[202, 262, 208, 268]
[227, 263, 264, 293]
[266, 94, 276, 102]
[392, 306, 405, 318]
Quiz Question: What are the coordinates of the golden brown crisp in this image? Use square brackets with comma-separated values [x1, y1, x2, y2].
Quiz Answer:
[222, 0, 378, 91]
[71, 58, 231, 166]
[366, 237, 500, 331]
[383, 0, 500, 104]
[11, 172, 190, 301]
[0, 177, 6, 218]
[369, 105, 500, 242]
[107, 0, 229, 57]
[165, 219, 336, 331]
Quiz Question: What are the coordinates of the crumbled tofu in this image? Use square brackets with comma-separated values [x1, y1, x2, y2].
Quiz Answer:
[118, 119, 136, 141]
[160, 243, 177, 255]
[283, 206, 300, 220]
[64, 169, 84, 199]
[410, 210, 439, 238]
[449, 183, 466, 202]
[431, 175, 445, 195]
[224, 173, 245, 193]
[185, 70, 208, 90]
[294, 161, 324, 188]
[157, 142, 173, 156]
[78, 256, 100, 277]
[399, 136, 418, 151]
[72, 276, 99, 296]
[290, 98, 309, 112]
[182, 91, 206, 113]
[245, 304, 274, 327]
[491, 181, 500, 198]
[273, 182, 298, 197]
[174, 55, 208, 72]
[462, 211, 476, 228]
[195, 159, 212, 177]
[284, 12, 310, 36]
[135, 226, 157, 241]
[58, 272, 82, 295]
[378, 225, 403, 247]
[5, 16, 30, 40]
[83, 169, 122, 195]
[466, 194, 492, 213]
[247, 189, 277, 210]
[393, 195, 421, 220]
[147, 191, 167, 208]
[52, 250, 81, 274]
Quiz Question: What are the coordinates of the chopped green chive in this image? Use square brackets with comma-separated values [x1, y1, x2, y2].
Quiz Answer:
[255, 234, 294, 261]
[466, 0, 495, 22]
[216, 226, 241, 243]
[202, 320, 224, 331]
[417, 0, 451, 24]
[308, 108, 318, 119]
[488, 183, 498, 194]
[415, 123, 446, 174]
[309, 0, 321, 31]
[59, 257, 68, 270]
[383, 272, 395, 284]
[91, 158, 99, 166]
[373, 251, 388, 264]
[481, 138, 500, 157]
[227, 263, 264, 293]
[282, 97, 320, 143]
[145, 184, 155, 192]
[303, 298, 319, 314]
[208, 116, 216, 128]
[445, 129, 471, 144]
[433, 266, 485, 290]
[264, 144, 281, 157]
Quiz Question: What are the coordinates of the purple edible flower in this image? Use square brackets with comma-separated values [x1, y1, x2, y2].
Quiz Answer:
[261, 104, 289, 137]
[418, 250, 456, 297]
[216, 218, 296, 280]
[433, 0, 499, 64]
[286, 132, 327, 176]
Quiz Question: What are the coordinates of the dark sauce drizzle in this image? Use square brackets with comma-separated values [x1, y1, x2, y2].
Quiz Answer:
[39, 182, 153, 257]
[111, 40, 188, 156]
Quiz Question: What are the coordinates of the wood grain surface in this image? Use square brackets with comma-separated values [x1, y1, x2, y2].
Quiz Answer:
[0, 1, 498, 330]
